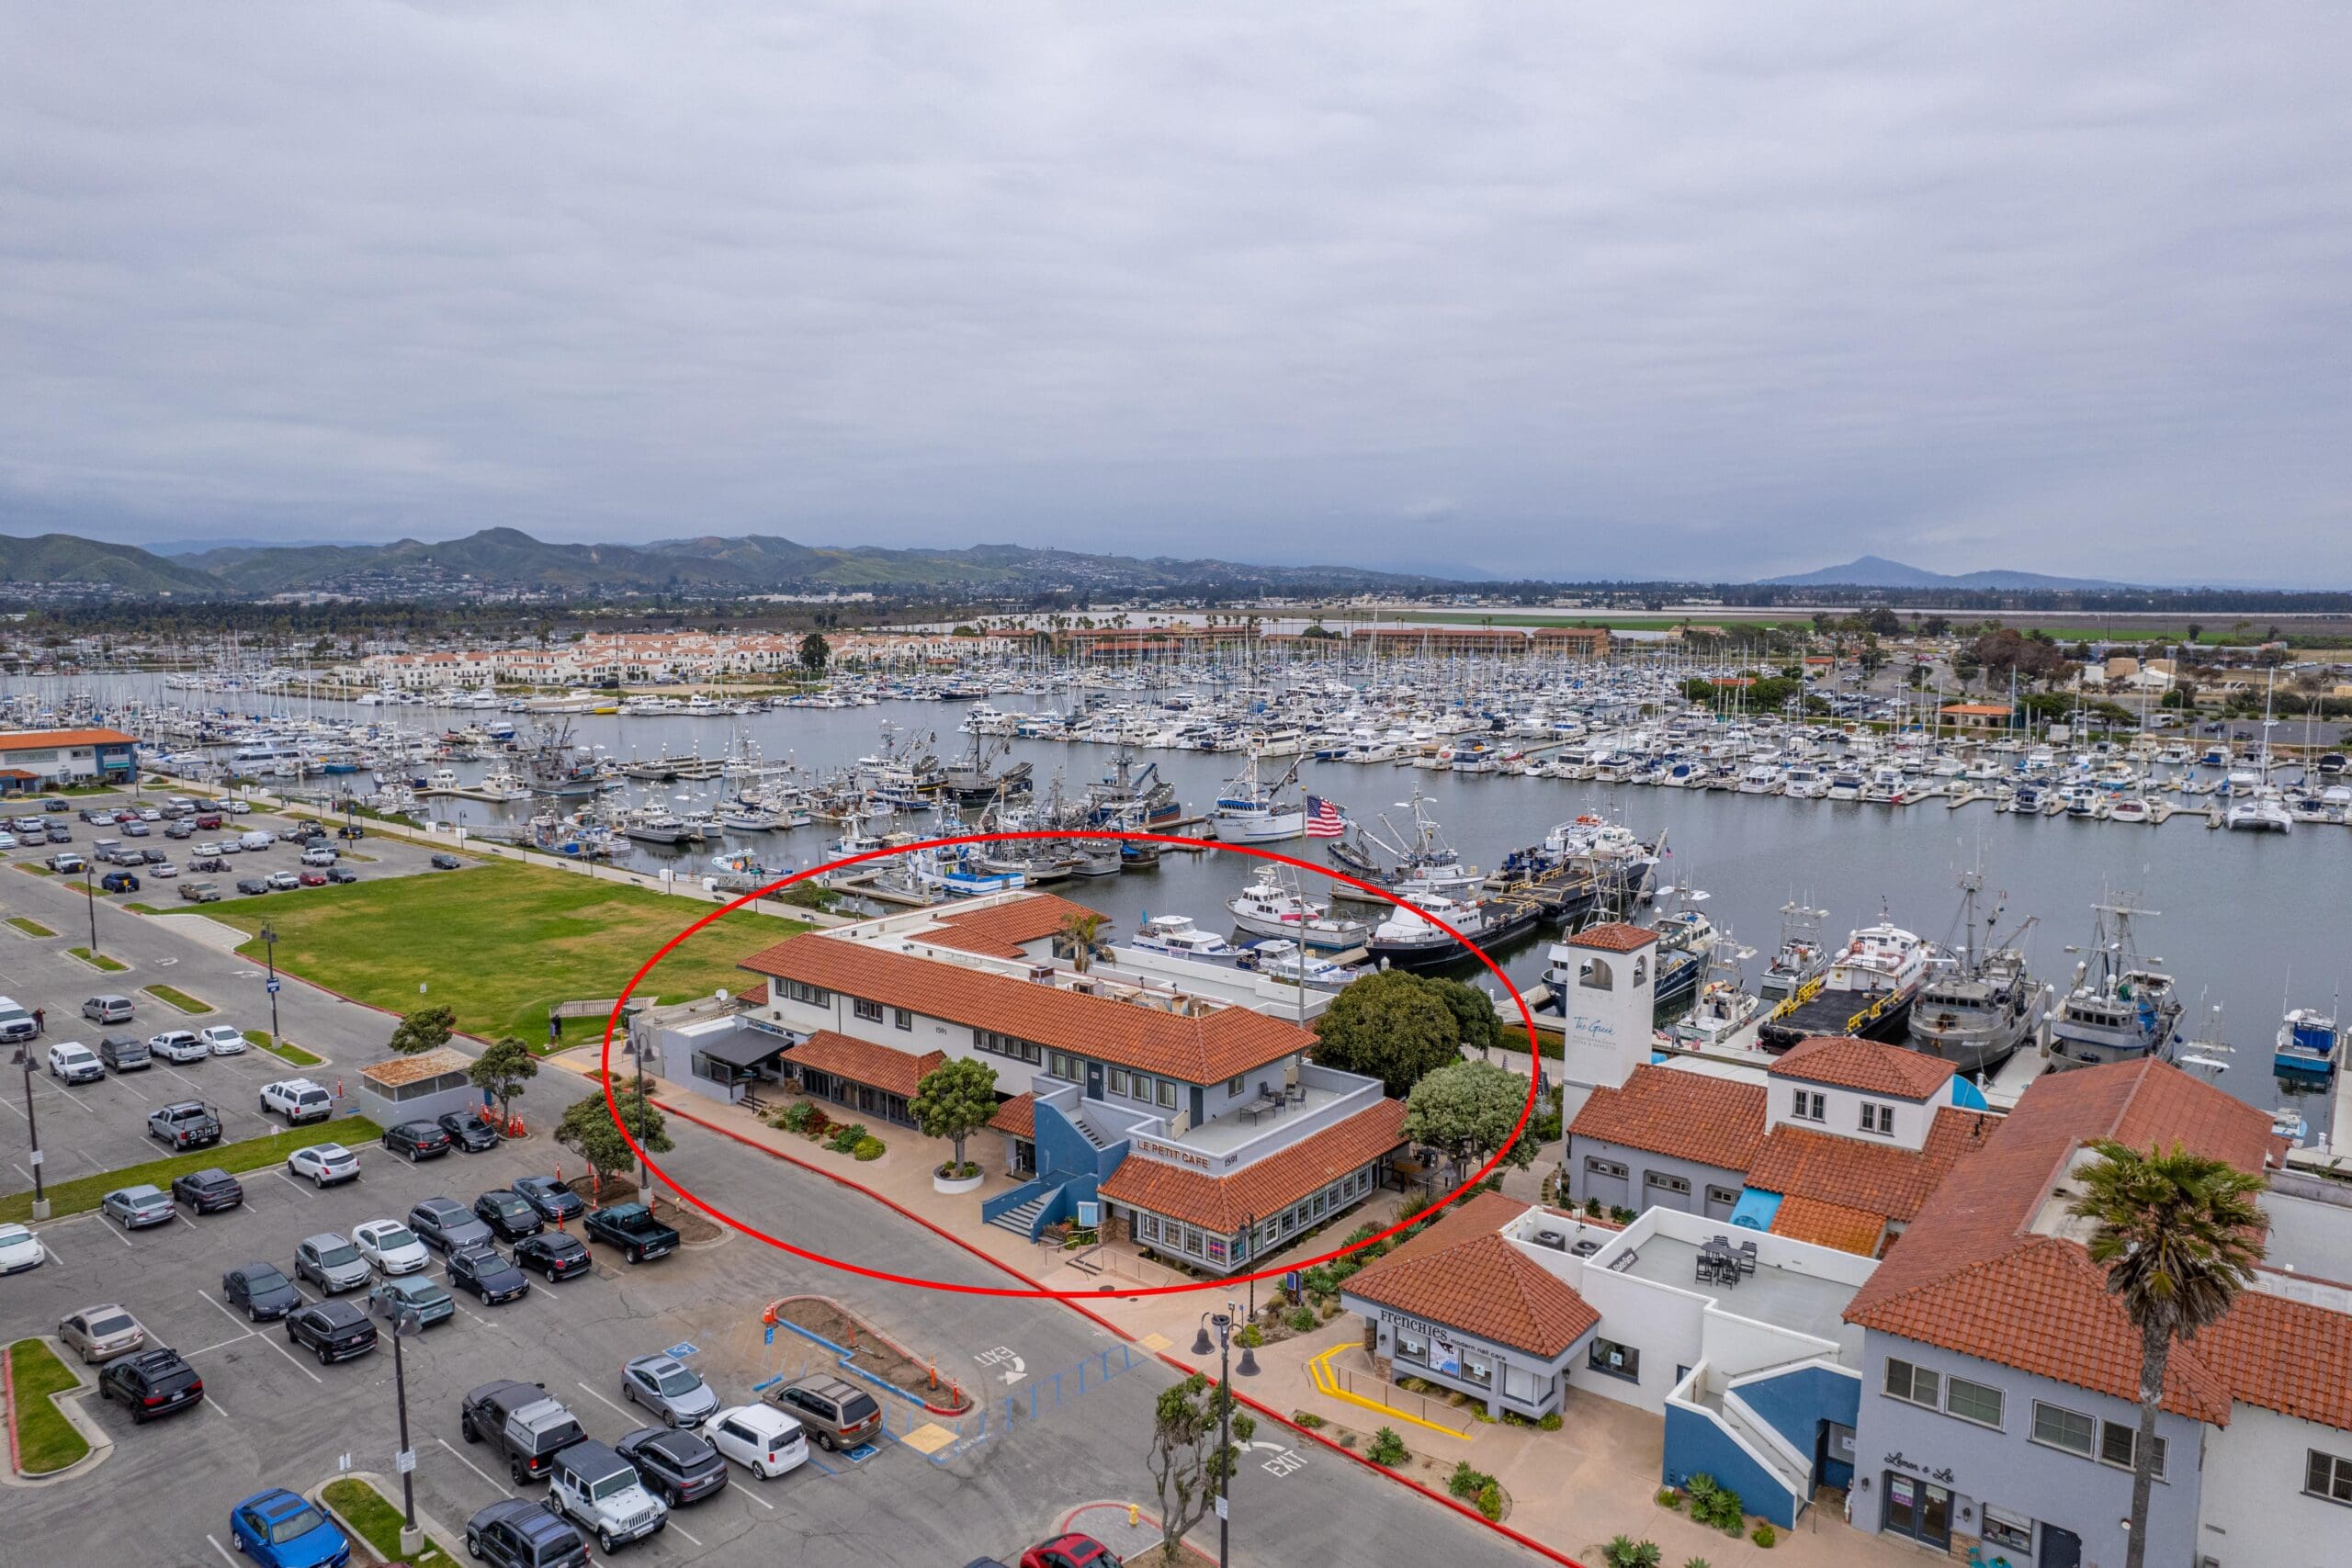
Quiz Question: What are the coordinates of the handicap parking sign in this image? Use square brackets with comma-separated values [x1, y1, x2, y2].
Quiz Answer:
[664, 1341, 699, 1359]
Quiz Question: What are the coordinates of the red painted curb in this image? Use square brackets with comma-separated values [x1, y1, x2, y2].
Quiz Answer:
[659, 1097, 1582, 1567]
[2, 1338, 22, 1477]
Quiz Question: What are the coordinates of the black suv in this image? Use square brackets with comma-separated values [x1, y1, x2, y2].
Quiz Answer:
[616, 1426, 729, 1507]
[383, 1121, 453, 1161]
[582, 1203, 679, 1265]
[512, 1174, 587, 1224]
[287, 1300, 378, 1364]
[513, 1230, 592, 1281]
[170, 1167, 244, 1213]
[464, 1499, 589, 1568]
[449, 1244, 532, 1305]
[473, 1190, 544, 1241]
[100, 1346, 205, 1424]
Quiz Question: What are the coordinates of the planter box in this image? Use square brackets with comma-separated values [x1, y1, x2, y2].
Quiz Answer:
[933, 1168, 986, 1195]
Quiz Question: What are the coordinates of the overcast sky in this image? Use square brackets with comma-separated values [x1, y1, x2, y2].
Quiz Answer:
[4, 4, 2348, 582]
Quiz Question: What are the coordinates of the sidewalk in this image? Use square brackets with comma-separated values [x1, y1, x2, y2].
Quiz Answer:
[1058, 1501, 1216, 1567]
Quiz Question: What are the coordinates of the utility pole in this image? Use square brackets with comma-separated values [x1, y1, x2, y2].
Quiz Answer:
[17, 1043, 46, 1220]
[83, 863, 98, 957]
[261, 925, 281, 1042]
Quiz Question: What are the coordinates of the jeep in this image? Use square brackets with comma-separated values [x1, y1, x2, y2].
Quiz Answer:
[547, 1438, 669, 1552]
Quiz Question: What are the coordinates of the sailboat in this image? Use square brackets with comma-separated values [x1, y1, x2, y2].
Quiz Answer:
[2223, 671, 2294, 833]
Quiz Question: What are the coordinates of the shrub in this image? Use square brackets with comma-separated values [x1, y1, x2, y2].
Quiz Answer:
[827, 1122, 868, 1154]
[934, 1159, 979, 1179]
[1287, 1307, 1317, 1333]
[1447, 1461, 1496, 1499]
[1292, 1411, 1327, 1430]
[1366, 1427, 1408, 1467]
[1236, 1325, 1263, 1348]
[1610, 1205, 1636, 1225]
[1583, 1196, 1603, 1217]
[1602, 1538, 1661, 1568]
[1685, 1472, 1746, 1534]
[1396, 1375, 1431, 1394]
[776, 1101, 818, 1133]
[852, 1136, 886, 1161]
[1684, 1560, 1712, 1568]
[1537, 1411, 1562, 1431]
[1750, 1525, 1776, 1550]
[1475, 1483, 1503, 1521]
[1656, 1487, 1683, 1510]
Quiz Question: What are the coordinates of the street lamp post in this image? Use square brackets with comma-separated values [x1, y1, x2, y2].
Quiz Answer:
[260, 925, 280, 1043]
[83, 863, 98, 958]
[1191, 1301, 1257, 1568]
[17, 1043, 45, 1221]
[368, 1296, 425, 1557]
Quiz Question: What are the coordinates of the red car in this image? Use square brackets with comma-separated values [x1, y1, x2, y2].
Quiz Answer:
[298, 869, 329, 886]
[1021, 1537, 1121, 1568]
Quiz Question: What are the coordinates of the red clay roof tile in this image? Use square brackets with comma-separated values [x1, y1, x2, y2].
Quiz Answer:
[1344, 1191, 1601, 1358]
[1099, 1100, 1408, 1235]
[1770, 1035, 1958, 1100]
[1566, 1065, 1768, 1172]
[1769, 1195, 1887, 1257]
[787, 1031, 943, 1100]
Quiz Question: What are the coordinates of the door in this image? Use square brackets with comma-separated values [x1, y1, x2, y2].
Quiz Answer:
[1881, 1473, 1951, 1551]
[1644, 1170, 1694, 1214]
[1086, 1061, 1104, 1100]
[2039, 1524, 2081, 1568]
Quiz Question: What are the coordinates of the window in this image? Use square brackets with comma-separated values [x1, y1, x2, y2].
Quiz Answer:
[1589, 1338, 1639, 1382]
[1048, 1052, 1076, 1081]
[1135, 1213, 1159, 1243]
[785, 980, 831, 1006]
[2305, 1449, 2352, 1505]
[1860, 1101, 1894, 1135]
[1706, 1185, 1741, 1209]
[1944, 1377, 2004, 1429]
[1980, 1506, 2033, 1552]
[1645, 1172, 1690, 1195]
[1581, 957, 1614, 991]
[1182, 1226, 1204, 1256]
[2030, 1401, 2096, 1458]
[1791, 1089, 1826, 1122]
[893, 1008, 913, 1032]
[852, 998, 884, 1023]
[2098, 1420, 2165, 1480]
[1158, 1079, 1178, 1110]
[1129, 1074, 1152, 1103]
[1206, 1235, 1227, 1265]
[1884, 1359, 1940, 1410]
[1108, 1069, 1128, 1098]
[1585, 1156, 1628, 1179]
[1227, 1075, 1246, 1096]
[1395, 1327, 1430, 1366]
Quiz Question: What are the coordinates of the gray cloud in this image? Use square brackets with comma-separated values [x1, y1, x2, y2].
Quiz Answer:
[3, 2, 2347, 581]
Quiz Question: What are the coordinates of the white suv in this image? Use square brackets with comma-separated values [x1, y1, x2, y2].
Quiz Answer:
[548, 1438, 669, 1552]
[261, 1077, 334, 1124]
[48, 1042, 104, 1085]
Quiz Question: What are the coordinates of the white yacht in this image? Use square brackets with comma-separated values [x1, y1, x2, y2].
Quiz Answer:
[1226, 867, 1372, 953]
[1125, 914, 1252, 968]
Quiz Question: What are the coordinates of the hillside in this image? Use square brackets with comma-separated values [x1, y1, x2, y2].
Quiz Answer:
[1758, 555, 2133, 592]
[0, 532, 223, 594]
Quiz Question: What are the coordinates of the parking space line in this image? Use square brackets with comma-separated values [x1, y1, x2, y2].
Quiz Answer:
[197, 1288, 247, 1328]
[452, 1301, 493, 1327]
[666, 1521, 704, 1548]
[274, 1170, 312, 1197]
[207, 1533, 239, 1567]
[187, 1331, 257, 1357]
[574, 1381, 633, 1419]
[740, 1484, 775, 1511]
[435, 1435, 514, 1497]
[253, 1319, 326, 1385]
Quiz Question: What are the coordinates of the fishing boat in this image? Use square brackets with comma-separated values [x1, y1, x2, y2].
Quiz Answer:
[1226, 866, 1372, 953]
[1082, 746, 1183, 829]
[1902, 871, 2049, 1076]
[623, 807, 704, 846]
[1644, 895, 1716, 1006]
[1329, 785, 1482, 906]
[1662, 935, 1761, 1051]
[1756, 915, 1935, 1051]
[1210, 750, 1306, 842]
[2275, 1006, 2340, 1079]
[1758, 902, 1832, 1001]
[2044, 899, 2182, 1070]
[1125, 914, 1254, 968]
[1370, 890, 1542, 970]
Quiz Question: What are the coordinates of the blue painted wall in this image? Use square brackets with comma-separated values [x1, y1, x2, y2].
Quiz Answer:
[979, 1178, 1051, 1227]
[1733, 1364, 1860, 1490]
[1663, 1404, 1799, 1529]
[1033, 1100, 1127, 1183]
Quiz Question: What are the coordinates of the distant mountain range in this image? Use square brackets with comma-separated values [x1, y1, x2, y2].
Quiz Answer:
[0, 526, 1456, 600]
[1755, 555, 2135, 592]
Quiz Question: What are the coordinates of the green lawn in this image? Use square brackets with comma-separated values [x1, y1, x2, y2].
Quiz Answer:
[68, 946, 127, 972]
[0, 1118, 382, 1225]
[145, 984, 212, 1014]
[7, 1339, 90, 1474]
[322, 1477, 458, 1568]
[6, 916, 52, 937]
[198, 859, 808, 1044]
[248, 1030, 323, 1067]
[14, 862, 56, 875]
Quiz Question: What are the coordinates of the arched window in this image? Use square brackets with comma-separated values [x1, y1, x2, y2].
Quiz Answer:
[1580, 956, 1614, 991]
[1632, 957, 1648, 987]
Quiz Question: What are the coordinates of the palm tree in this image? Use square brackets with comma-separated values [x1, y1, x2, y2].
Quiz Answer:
[1058, 908, 1108, 974]
[2066, 1138, 2266, 1568]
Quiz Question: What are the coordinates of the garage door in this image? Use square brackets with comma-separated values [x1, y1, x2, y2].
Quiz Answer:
[1582, 1156, 1630, 1211]
[1704, 1184, 1741, 1222]
[1644, 1170, 1694, 1213]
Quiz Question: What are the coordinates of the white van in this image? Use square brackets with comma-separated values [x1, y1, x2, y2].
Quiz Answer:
[237, 829, 276, 852]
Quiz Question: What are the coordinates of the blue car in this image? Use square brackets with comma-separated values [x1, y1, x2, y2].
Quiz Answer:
[229, 1487, 351, 1568]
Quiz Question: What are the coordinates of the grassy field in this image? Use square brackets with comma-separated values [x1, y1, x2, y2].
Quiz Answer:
[145, 984, 212, 1014]
[7, 1339, 91, 1473]
[247, 1029, 323, 1067]
[197, 859, 808, 1045]
[0, 1118, 382, 1225]
[6, 916, 52, 937]
[322, 1477, 457, 1568]
[68, 946, 126, 972]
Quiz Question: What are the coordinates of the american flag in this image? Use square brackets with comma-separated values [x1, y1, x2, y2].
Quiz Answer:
[1305, 795, 1345, 838]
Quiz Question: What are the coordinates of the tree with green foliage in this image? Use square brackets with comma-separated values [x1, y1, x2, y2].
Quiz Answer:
[1057, 908, 1109, 974]
[1145, 1372, 1255, 1563]
[1310, 968, 1463, 1097]
[556, 1085, 673, 1190]
[2067, 1140, 2266, 1568]
[910, 1056, 999, 1178]
[387, 1004, 457, 1056]
[468, 1035, 538, 1126]
[797, 632, 830, 675]
[1404, 1059, 1540, 1183]
[1426, 975, 1504, 1057]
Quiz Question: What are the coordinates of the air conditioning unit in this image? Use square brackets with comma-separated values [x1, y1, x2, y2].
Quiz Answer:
[1532, 1229, 1567, 1251]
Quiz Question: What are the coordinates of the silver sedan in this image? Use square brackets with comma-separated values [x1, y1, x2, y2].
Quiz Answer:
[102, 1184, 176, 1230]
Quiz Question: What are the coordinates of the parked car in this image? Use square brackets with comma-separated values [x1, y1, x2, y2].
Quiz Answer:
[99, 870, 140, 893]
[44, 852, 85, 874]
[297, 868, 329, 886]
[102, 1184, 176, 1230]
[58, 1303, 146, 1363]
[171, 1167, 244, 1213]
[324, 864, 360, 884]
[0, 1222, 45, 1275]
[83, 994, 135, 1025]
[287, 1299, 378, 1365]
[705, 1405, 808, 1479]
[474, 1189, 546, 1241]
[463, 1498, 591, 1568]
[352, 1218, 431, 1275]
[98, 1034, 153, 1073]
[294, 1233, 372, 1294]
[366, 1274, 456, 1330]
[261, 1077, 334, 1124]
[448, 1243, 533, 1305]
[547, 1438, 670, 1553]
[193, 840, 223, 857]
[300, 845, 339, 867]
[383, 1120, 454, 1161]
[234, 877, 271, 896]
[514, 1230, 594, 1281]
[47, 1041, 105, 1085]
[100, 1345, 205, 1424]
[164, 820, 196, 840]
[616, 1426, 731, 1508]
[1021, 1536, 1123, 1568]
[198, 1023, 248, 1055]
[121, 820, 149, 838]
[266, 870, 301, 891]
[513, 1173, 587, 1224]
[623, 1353, 718, 1428]
[146, 1029, 209, 1063]
[193, 812, 223, 830]
[221, 1261, 301, 1321]
[0, 996, 38, 1045]
[148, 1099, 224, 1150]
[583, 1202, 679, 1264]
[460, 1380, 586, 1483]
[336, 822, 367, 840]
[439, 1111, 502, 1152]
[287, 1142, 360, 1186]
[408, 1195, 497, 1255]
[228, 1488, 351, 1568]
[767, 1374, 882, 1451]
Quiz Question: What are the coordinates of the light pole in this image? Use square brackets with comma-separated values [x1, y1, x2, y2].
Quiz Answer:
[368, 1295, 425, 1557]
[1191, 1300, 1257, 1568]
[260, 925, 280, 1043]
[83, 863, 98, 958]
[16, 1043, 45, 1221]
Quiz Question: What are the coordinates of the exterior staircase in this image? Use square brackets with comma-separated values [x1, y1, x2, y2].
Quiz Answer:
[987, 1194, 1049, 1235]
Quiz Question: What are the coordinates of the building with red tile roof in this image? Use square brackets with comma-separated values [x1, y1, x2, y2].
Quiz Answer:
[1342, 1191, 1601, 1361]
[0, 727, 138, 790]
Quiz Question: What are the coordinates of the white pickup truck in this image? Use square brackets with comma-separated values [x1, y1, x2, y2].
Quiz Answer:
[259, 1077, 334, 1125]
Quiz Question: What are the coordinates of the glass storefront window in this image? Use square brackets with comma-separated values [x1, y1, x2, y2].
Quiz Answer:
[1394, 1328, 1429, 1365]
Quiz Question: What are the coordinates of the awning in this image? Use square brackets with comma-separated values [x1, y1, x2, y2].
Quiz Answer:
[692, 1027, 790, 1069]
[1728, 1189, 1782, 1232]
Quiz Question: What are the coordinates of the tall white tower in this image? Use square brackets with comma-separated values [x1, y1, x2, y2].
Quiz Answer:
[1555, 923, 1659, 1125]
